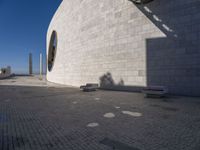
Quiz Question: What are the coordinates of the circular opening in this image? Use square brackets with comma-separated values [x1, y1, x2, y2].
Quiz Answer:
[48, 31, 57, 72]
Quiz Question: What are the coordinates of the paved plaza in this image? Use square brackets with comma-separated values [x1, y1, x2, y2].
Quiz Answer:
[0, 76, 200, 150]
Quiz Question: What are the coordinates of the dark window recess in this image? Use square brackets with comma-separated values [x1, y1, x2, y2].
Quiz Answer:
[48, 31, 58, 72]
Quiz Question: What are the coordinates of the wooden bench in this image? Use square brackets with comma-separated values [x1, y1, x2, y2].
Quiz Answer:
[80, 83, 99, 92]
[142, 86, 168, 98]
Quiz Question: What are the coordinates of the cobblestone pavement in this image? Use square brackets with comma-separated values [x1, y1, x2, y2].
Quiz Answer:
[0, 76, 200, 150]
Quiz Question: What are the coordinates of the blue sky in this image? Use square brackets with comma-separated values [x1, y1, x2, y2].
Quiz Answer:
[0, 0, 62, 74]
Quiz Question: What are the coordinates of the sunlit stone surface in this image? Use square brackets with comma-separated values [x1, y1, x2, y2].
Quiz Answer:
[87, 122, 99, 127]
[104, 113, 115, 118]
[95, 98, 100, 101]
[122, 111, 142, 117]
[115, 106, 120, 109]
[47, 0, 200, 96]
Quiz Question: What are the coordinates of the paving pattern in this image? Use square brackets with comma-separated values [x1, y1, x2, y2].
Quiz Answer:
[0, 76, 200, 150]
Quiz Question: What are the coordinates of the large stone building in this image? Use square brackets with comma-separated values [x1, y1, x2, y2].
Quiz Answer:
[0, 66, 11, 79]
[47, 0, 200, 96]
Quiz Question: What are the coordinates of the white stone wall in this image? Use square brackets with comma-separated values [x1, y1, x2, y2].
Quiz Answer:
[47, 0, 200, 96]
[0, 66, 11, 79]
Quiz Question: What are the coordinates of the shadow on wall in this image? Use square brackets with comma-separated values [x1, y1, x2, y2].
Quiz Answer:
[99, 72, 145, 92]
[99, 1, 200, 96]
[131, 0, 200, 96]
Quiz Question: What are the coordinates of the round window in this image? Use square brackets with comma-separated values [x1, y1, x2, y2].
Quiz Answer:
[48, 31, 57, 72]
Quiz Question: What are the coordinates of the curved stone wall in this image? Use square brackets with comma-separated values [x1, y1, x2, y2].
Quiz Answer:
[47, 0, 200, 96]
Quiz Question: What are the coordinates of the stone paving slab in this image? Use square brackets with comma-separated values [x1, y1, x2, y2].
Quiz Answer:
[0, 76, 200, 150]
[0, 75, 70, 88]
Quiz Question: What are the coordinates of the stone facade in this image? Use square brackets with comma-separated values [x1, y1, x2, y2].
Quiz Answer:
[0, 66, 11, 79]
[47, 0, 200, 96]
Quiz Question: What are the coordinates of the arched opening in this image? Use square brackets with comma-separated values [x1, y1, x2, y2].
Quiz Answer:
[48, 31, 57, 72]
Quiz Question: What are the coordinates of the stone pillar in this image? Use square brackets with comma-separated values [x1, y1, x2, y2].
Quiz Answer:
[29, 53, 33, 75]
[40, 53, 43, 79]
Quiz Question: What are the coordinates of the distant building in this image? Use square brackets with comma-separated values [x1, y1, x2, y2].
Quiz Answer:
[0, 66, 11, 79]
[47, 0, 200, 96]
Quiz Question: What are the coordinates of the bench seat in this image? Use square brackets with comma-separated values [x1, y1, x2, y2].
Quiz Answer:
[142, 86, 168, 98]
[80, 83, 99, 92]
